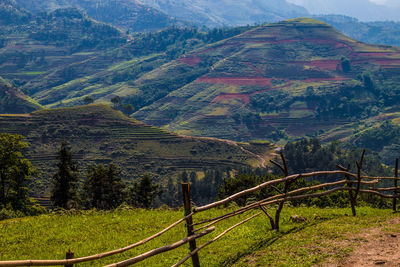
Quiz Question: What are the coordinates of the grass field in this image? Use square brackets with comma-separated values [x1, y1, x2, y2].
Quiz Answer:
[1, 206, 399, 266]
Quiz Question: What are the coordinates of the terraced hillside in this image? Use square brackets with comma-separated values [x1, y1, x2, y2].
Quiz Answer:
[123, 18, 400, 142]
[0, 76, 42, 113]
[0, 3, 130, 97]
[0, 105, 268, 195]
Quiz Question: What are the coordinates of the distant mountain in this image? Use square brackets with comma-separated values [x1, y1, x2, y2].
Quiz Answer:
[14, 0, 181, 32]
[315, 15, 400, 47]
[139, 0, 309, 27]
[0, 76, 42, 114]
[0, 104, 263, 195]
[288, 0, 400, 21]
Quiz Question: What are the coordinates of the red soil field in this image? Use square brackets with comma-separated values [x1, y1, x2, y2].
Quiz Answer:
[178, 55, 201, 66]
[212, 93, 250, 104]
[196, 77, 273, 86]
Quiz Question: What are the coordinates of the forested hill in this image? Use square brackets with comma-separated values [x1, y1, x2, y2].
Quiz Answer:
[315, 15, 400, 48]
[139, 0, 308, 27]
[13, 0, 182, 32]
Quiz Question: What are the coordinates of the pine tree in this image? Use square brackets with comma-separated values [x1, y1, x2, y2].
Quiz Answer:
[129, 174, 161, 209]
[83, 164, 126, 210]
[50, 142, 79, 209]
[0, 134, 36, 212]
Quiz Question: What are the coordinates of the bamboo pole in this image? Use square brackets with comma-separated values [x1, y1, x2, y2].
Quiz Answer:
[194, 171, 350, 212]
[193, 179, 377, 229]
[369, 187, 400, 192]
[193, 186, 397, 233]
[172, 213, 262, 267]
[104, 227, 215, 267]
[0, 213, 193, 267]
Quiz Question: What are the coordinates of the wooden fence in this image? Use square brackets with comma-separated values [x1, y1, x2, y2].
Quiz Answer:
[1, 150, 400, 267]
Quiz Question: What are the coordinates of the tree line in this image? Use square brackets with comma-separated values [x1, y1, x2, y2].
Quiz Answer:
[1, 133, 395, 220]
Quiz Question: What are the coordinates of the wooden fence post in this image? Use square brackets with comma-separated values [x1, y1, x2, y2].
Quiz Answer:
[65, 249, 74, 267]
[182, 183, 200, 267]
[337, 164, 356, 216]
[394, 158, 399, 212]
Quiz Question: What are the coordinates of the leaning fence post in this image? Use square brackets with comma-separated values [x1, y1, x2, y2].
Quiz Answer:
[182, 183, 200, 267]
[394, 158, 399, 212]
[65, 249, 74, 267]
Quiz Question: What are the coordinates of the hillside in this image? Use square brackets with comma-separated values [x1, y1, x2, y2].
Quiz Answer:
[14, 0, 181, 32]
[0, 76, 42, 113]
[0, 4, 132, 98]
[139, 0, 309, 27]
[0, 104, 268, 195]
[118, 18, 400, 142]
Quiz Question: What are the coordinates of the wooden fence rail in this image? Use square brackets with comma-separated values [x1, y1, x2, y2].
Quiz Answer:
[1, 152, 400, 267]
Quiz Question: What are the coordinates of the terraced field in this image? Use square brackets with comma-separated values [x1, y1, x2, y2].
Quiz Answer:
[0, 105, 269, 196]
[130, 18, 400, 142]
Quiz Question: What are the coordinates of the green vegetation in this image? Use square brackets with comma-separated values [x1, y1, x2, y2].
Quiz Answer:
[0, 134, 35, 211]
[1, 207, 399, 266]
[0, 133, 45, 219]
[0, 76, 42, 114]
[51, 142, 80, 209]
[129, 18, 400, 143]
[83, 164, 126, 210]
[0, 105, 264, 197]
[316, 15, 400, 47]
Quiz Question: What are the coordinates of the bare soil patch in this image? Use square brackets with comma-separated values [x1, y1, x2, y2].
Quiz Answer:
[329, 219, 400, 267]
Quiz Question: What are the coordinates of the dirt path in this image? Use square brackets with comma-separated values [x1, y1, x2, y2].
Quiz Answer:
[178, 135, 268, 168]
[333, 219, 400, 267]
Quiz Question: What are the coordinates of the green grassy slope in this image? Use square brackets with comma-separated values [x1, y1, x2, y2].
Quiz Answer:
[0, 104, 265, 195]
[1, 207, 399, 266]
[125, 18, 400, 142]
[0, 76, 42, 113]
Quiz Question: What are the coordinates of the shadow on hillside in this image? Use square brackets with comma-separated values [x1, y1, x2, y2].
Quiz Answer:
[220, 220, 322, 266]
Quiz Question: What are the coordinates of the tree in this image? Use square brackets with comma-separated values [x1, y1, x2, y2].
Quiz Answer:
[363, 72, 374, 90]
[341, 57, 351, 73]
[83, 164, 126, 210]
[111, 96, 122, 109]
[50, 142, 80, 209]
[129, 174, 162, 209]
[0, 134, 36, 212]
[83, 96, 94, 105]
